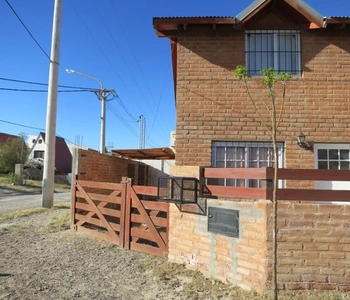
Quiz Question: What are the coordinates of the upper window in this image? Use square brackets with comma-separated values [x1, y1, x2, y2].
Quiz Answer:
[212, 141, 284, 187]
[245, 30, 301, 76]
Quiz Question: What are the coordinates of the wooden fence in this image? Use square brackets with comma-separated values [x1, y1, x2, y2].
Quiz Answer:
[71, 177, 169, 256]
[201, 167, 350, 202]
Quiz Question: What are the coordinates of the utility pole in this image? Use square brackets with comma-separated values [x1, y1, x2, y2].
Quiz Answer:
[138, 115, 146, 149]
[100, 89, 106, 153]
[66, 69, 115, 154]
[42, 0, 62, 208]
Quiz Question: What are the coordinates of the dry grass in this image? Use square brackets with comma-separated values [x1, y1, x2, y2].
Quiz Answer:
[0, 202, 70, 221]
[0, 174, 70, 190]
[0, 207, 47, 220]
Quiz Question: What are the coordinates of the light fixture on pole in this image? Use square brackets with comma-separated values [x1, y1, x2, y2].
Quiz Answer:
[297, 132, 313, 150]
[66, 69, 114, 154]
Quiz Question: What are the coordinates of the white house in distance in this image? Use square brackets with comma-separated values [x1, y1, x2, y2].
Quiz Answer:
[27, 132, 72, 174]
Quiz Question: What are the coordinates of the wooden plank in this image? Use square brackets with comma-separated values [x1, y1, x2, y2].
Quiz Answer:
[165, 202, 169, 250]
[77, 180, 124, 190]
[130, 227, 167, 240]
[76, 201, 107, 226]
[76, 191, 122, 204]
[204, 167, 270, 179]
[130, 187, 166, 251]
[76, 225, 121, 246]
[139, 200, 168, 211]
[76, 202, 121, 218]
[205, 185, 269, 199]
[71, 175, 78, 227]
[277, 169, 350, 181]
[76, 182, 120, 244]
[131, 214, 168, 227]
[133, 185, 158, 196]
[130, 241, 164, 257]
[123, 179, 132, 249]
[131, 227, 154, 240]
[119, 182, 127, 249]
[278, 189, 350, 202]
[75, 214, 120, 232]
[204, 167, 350, 182]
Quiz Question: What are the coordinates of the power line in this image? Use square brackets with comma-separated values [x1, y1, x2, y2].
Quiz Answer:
[0, 119, 45, 131]
[115, 96, 138, 122]
[106, 102, 138, 138]
[4, 0, 50, 60]
[0, 118, 86, 148]
[0, 77, 95, 90]
[0, 87, 93, 93]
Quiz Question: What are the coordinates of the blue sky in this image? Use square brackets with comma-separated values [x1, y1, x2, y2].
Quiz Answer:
[1, 0, 349, 150]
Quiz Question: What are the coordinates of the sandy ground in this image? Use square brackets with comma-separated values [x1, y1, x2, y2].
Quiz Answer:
[0, 208, 239, 300]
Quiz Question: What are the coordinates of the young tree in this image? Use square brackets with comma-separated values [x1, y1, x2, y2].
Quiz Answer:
[0, 136, 29, 173]
[234, 66, 291, 300]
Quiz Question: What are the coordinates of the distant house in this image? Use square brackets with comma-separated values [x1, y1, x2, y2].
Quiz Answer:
[0, 132, 20, 145]
[27, 132, 72, 174]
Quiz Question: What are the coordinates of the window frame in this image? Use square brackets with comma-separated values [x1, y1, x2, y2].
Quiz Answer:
[245, 30, 301, 77]
[212, 141, 284, 187]
[34, 150, 44, 159]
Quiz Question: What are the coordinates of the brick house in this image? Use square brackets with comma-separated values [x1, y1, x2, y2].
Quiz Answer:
[154, 0, 350, 177]
[153, 0, 350, 292]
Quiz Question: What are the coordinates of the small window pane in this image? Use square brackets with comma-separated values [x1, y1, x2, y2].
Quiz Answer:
[318, 161, 328, 169]
[329, 161, 339, 170]
[216, 147, 225, 161]
[329, 149, 338, 160]
[318, 149, 327, 159]
[340, 150, 349, 160]
[340, 161, 349, 170]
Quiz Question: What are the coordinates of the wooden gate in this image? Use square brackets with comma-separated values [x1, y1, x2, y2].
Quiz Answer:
[71, 177, 169, 256]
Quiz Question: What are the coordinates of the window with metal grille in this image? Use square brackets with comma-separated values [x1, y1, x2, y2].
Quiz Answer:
[211, 141, 284, 187]
[246, 30, 301, 76]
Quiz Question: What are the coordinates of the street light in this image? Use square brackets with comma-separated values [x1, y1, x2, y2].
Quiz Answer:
[66, 69, 106, 154]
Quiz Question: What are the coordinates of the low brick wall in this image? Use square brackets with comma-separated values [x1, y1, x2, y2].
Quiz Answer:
[167, 199, 350, 292]
[167, 199, 271, 291]
[277, 202, 350, 291]
[169, 165, 350, 291]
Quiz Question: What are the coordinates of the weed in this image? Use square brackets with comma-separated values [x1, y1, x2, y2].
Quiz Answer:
[49, 210, 70, 231]
[1, 207, 47, 220]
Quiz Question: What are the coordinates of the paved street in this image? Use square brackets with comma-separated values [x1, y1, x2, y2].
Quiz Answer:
[0, 188, 71, 215]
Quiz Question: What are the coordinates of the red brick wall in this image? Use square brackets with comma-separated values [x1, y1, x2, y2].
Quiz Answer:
[76, 149, 140, 183]
[277, 202, 350, 291]
[174, 28, 350, 172]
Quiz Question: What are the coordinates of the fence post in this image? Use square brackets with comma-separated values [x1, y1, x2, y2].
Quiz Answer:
[70, 175, 77, 230]
[121, 177, 132, 250]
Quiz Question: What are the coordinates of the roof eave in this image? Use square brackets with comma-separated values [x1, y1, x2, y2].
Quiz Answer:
[236, 0, 325, 29]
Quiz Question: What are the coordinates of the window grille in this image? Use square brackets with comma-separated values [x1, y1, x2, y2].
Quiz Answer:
[211, 141, 284, 187]
[246, 30, 301, 76]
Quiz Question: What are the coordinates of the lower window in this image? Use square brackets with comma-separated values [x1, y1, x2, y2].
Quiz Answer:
[34, 150, 44, 159]
[211, 141, 284, 187]
[314, 144, 350, 192]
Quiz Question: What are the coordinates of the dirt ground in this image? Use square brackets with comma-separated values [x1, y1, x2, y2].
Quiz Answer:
[0, 207, 255, 300]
